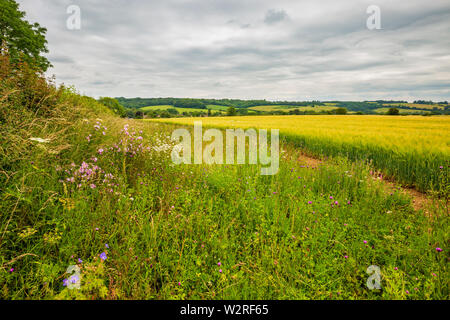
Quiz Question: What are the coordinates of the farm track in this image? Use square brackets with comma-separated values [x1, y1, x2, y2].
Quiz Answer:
[295, 152, 435, 212]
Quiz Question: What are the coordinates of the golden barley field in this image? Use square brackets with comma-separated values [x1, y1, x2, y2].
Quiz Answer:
[148, 115, 450, 192]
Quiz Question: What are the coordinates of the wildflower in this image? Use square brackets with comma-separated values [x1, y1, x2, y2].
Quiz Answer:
[440, 166, 444, 169]
[105, 244, 109, 249]
[95, 227, 99, 231]
[9, 268, 14, 273]
[100, 252, 107, 261]
[431, 273, 437, 277]
[436, 247, 442, 252]
[329, 196, 333, 200]
[344, 255, 348, 259]
[394, 267, 398, 270]
[178, 282, 181, 286]
[363, 240, 368, 244]
[63, 279, 68, 287]
[98, 148, 104, 155]
[78, 258, 83, 263]
[90, 184, 96, 189]
[70, 274, 80, 284]
[308, 201, 312, 204]
[219, 269, 223, 273]
[405, 290, 409, 294]
[334, 201, 339, 205]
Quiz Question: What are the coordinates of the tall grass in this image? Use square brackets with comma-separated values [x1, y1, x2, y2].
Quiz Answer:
[0, 53, 447, 300]
[149, 116, 449, 194]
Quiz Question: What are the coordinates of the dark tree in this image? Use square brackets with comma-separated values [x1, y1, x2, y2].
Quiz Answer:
[0, 0, 51, 71]
[98, 97, 126, 117]
[387, 108, 400, 115]
[335, 107, 348, 115]
[227, 106, 237, 116]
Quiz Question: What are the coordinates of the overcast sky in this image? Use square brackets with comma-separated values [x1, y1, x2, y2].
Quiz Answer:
[16, 0, 450, 101]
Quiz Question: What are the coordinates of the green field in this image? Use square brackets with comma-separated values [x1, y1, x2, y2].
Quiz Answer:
[374, 108, 429, 115]
[382, 103, 446, 110]
[249, 105, 339, 112]
[139, 105, 226, 114]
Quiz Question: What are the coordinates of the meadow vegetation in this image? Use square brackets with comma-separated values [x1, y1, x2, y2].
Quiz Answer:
[0, 52, 448, 300]
[150, 116, 449, 195]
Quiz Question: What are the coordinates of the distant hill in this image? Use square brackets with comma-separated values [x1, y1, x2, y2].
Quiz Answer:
[116, 97, 449, 116]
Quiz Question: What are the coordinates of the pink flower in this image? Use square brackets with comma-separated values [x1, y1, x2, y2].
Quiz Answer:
[217, 262, 222, 266]
[363, 240, 368, 244]
[436, 247, 442, 252]
[98, 148, 104, 155]
[344, 255, 348, 259]
[90, 184, 96, 189]
[219, 269, 222, 273]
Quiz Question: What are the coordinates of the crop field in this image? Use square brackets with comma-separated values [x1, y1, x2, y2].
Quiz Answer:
[149, 115, 450, 193]
[374, 108, 429, 115]
[2, 0, 449, 306]
[382, 103, 446, 110]
[249, 105, 338, 112]
[1, 57, 448, 300]
[139, 105, 222, 114]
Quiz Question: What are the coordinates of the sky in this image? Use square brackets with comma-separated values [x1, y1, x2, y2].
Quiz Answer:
[16, 0, 450, 101]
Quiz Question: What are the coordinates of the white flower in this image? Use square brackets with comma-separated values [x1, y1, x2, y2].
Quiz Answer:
[29, 137, 50, 143]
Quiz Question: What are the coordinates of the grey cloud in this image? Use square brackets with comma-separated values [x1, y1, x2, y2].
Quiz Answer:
[264, 9, 289, 25]
[15, 0, 450, 101]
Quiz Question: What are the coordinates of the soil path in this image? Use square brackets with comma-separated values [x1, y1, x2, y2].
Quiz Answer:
[296, 153, 433, 212]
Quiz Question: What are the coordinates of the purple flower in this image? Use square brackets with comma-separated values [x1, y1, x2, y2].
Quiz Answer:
[105, 244, 109, 249]
[69, 274, 80, 284]
[308, 201, 312, 204]
[100, 252, 107, 261]
[363, 240, 368, 244]
[78, 258, 83, 263]
[217, 262, 222, 266]
[9, 268, 14, 273]
[436, 247, 442, 252]
[329, 196, 333, 200]
[63, 279, 68, 287]
[344, 255, 348, 259]
[219, 269, 223, 273]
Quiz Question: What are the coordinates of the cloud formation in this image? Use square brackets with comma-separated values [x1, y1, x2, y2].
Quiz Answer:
[16, 0, 450, 101]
